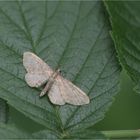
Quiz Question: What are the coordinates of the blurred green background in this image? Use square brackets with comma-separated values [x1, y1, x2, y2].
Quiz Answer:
[9, 70, 140, 132]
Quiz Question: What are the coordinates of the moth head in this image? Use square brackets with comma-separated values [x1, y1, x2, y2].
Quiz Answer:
[57, 69, 61, 73]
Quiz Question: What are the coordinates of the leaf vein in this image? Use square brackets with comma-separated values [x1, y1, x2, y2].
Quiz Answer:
[0, 7, 29, 41]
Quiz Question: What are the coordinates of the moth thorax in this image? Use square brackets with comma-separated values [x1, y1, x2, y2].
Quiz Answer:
[49, 77, 54, 82]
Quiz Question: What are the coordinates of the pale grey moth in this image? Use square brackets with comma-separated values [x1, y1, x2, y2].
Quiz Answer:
[23, 52, 90, 106]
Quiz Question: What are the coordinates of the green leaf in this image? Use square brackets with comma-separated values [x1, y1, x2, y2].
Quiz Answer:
[0, 123, 30, 138]
[105, 1, 140, 93]
[0, 98, 8, 123]
[0, 123, 59, 139]
[33, 129, 59, 139]
[32, 129, 105, 139]
[68, 129, 106, 139]
[0, 1, 121, 138]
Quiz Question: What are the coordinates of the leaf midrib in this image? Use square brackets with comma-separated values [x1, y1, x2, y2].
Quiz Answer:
[50, 1, 82, 133]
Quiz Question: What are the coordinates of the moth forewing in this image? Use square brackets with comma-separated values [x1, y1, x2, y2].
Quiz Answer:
[23, 52, 53, 87]
[25, 73, 48, 87]
[23, 52, 90, 106]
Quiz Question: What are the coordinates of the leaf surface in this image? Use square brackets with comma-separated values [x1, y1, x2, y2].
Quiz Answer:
[0, 98, 8, 123]
[105, 1, 140, 93]
[0, 123, 30, 138]
[0, 1, 121, 138]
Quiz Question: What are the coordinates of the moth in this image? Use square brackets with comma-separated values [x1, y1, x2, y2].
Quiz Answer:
[23, 52, 90, 105]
